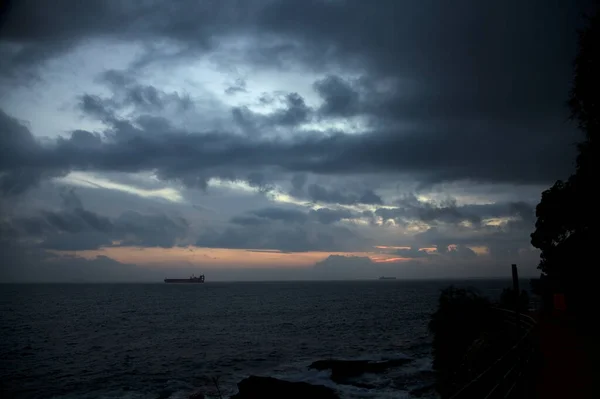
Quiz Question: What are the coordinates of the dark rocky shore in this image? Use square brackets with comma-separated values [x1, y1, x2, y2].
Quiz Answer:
[221, 356, 421, 399]
[230, 376, 340, 399]
[308, 357, 412, 385]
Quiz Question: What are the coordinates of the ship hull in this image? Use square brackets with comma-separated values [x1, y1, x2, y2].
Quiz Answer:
[164, 279, 204, 283]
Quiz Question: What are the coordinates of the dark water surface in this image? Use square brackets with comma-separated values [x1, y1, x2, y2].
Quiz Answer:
[0, 280, 511, 398]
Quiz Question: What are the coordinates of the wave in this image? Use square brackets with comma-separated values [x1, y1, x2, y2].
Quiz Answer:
[265, 352, 435, 399]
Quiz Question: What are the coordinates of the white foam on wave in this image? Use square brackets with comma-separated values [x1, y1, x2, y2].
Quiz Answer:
[263, 352, 432, 399]
[271, 368, 412, 399]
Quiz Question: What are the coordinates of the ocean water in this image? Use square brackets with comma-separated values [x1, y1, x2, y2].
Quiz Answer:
[0, 280, 511, 399]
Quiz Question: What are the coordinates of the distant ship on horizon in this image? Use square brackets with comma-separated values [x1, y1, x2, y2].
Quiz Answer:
[378, 276, 397, 280]
[164, 274, 205, 283]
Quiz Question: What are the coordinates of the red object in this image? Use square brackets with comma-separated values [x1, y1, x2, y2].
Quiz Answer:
[553, 294, 566, 311]
[537, 318, 593, 398]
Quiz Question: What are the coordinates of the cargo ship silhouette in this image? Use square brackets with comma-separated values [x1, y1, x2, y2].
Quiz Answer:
[164, 274, 205, 283]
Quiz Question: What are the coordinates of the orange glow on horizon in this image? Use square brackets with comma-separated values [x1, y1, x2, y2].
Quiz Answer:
[53, 246, 421, 268]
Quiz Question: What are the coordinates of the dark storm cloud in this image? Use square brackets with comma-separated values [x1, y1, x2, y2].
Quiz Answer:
[250, 207, 308, 224]
[244, 171, 276, 192]
[42, 207, 112, 234]
[313, 75, 360, 117]
[306, 184, 383, 205]
[205, 204, 369, 253]
[0, 233, 158, 282]
[258, 0, 590, 181]
[456, 202, 531, 222]
[231, 206, 355, 227]
[411, 199, 537, 261]
[409, 197, 482, 226]
[225, 78, 248, 95]
[115, 211, 189, 248]
[1, 0, 595, 193]
[274, 93, 311, 126]
[374, 195, 535, 228]
[82, 70, 193, 115]
[441, 245, 478, 259]
[5, 190, 189, 250]
[8, 207, 113, 250]
[79, 94, 114, 121]
[124, 84, 192, 112]
[257, 0, 589, 102]
[375, 198, 536, 262]
[196, 222, 368, 253]
[38, 232, 114, 251]
[289, 173, 307, 197]
[0, 0, 261, 78]
[230, 215, 270, 227]
[0, 109, 67, 195]
[0, 105, 577, 197]
[0, 168, 60, 197]
[393, 247, 431, 258]
[64, 130, 104, 149]
[359, 190, 384, 205]
[232, 92, 311, 134]
[0, 109, 42, 168]
[309, 208, 355, 225]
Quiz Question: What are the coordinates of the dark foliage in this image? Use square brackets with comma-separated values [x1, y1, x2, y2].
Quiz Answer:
[531, 6, 597, 320]
[429, 287, 495, 395]
[429, 287, 494, 369]
[499, 288, 529, 312]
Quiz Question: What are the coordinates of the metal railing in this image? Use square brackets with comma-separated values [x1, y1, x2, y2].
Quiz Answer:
[448, 308, 538, 399]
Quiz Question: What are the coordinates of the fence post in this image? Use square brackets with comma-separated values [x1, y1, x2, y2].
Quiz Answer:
[512, 264, 521, 335]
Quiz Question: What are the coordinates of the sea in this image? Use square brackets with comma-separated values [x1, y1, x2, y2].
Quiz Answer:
[0, 279, 515, 399]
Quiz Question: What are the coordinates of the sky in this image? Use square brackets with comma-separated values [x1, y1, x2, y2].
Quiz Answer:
[0, 0, 594, 282]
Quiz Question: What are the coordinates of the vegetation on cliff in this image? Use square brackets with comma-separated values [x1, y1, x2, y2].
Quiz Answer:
[530, 6, 597, 323]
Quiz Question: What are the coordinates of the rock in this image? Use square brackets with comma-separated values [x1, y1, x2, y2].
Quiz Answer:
[231, 375, 339, 399]
[188, 392, 205, 399]
[309, 358, 412, 382]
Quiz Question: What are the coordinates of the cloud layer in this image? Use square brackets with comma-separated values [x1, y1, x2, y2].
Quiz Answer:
[1, 0, 593, 280]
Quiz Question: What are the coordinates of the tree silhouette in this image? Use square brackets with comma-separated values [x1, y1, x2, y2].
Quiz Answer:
[530, 7, 597, 319]
[429, 287, 494, 396]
